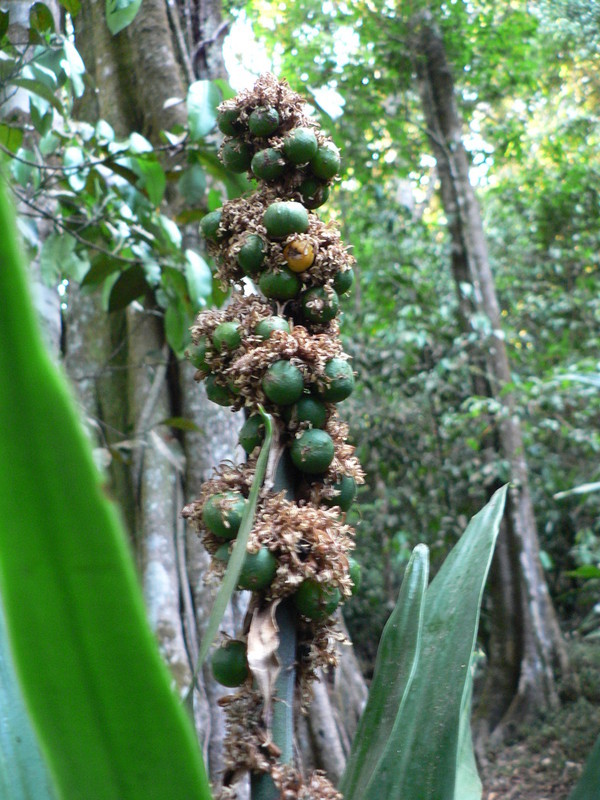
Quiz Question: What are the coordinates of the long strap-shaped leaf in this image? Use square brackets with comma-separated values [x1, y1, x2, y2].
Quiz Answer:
[454, 657, 482, 800]
[568, 731, 600, 800]
[340, 543, 429, 799]
[0, 177, 213, 800]
[361, 485, 507, 800]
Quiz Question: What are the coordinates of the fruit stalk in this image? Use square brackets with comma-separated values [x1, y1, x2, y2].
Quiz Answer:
[184, 73, 363, 800]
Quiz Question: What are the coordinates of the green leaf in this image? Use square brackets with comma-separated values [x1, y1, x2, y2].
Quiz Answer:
[131, 156, 166, 206]
[30, 103, 53, 136]
[0, 124, 23, 154]
[178, 163, 207, 205]
[11, 149, 39, 189]
[12, 78, 63, 112]
[0, 603, 57, 800]
[164, 298, 189, 355]
[105, 0, 143, 35]
[454, 659, 482, 800]
[361, 486, 506, 800]
[185, 249, 212, 311]
[39, 131, 60, 157]
[108, 264, 148, 311]
[57, 0, 81, 15]
[157, 214, 182, 249]
[0, 10, 8, 40]
[40, 232, 89, 286]
[29, 3, 55, 33]
[569, 732, 600, 800]
[128, 132, 153, 154]
[0, 176, 213, 800]
[566, 565, 600, 580]
[61, 40, 85, 98]
[63, 146, 88, 191]
[187, 81, 221, 141]
[340, 544, 429, 800]
[81, 253, 121, 288]
[212, 78, 236, 101]
[96, 119, 115, 143]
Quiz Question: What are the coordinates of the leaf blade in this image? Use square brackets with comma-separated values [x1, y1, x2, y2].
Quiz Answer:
[340, 543, 429, 800]
[365, 485, 507, 800]
[105, 0, 143, 35]
[0, 176, 213, 800]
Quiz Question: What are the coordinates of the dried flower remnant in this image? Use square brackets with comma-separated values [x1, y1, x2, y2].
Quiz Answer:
[185, 73, 364, 797]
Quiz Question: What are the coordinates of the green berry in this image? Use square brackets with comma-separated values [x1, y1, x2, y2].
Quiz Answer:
[333, 267, 354, 295]
[222, 140, 253, 172]
[319, 358, 354, 402]
[323, 475, 357, 511]
[202, 491, 247, 539]
[214, 543, 231, 564]
[237, 548, 278, 591]
[239, 414, 265, 454]
[212, 320, 242, 351]
[214, 544, 278, 592]
[187, 335, 211, 373]
[290, 428, 335, 474]
[298, 178, 330, 209]
[301, 287, 340, 324]
[237, 234, 266, 275]
[310, 141, 341, 179]
[255, 316, 290, 340]
[200, 209, 222, 241]
[262, 360, 304, 406]
[293, 579, 341, 620]
[211, 640, 249, 687]
[288, 396, 327, 428]
[282, 127, 318, 164]
[205, 374, 235, 407]
[263, 201, 309, 239]
[217, 108, 242, 135]
[259, 268, 301, 300]
[251, 148, 286, 180]
[248, 106, 280, 137]
[349, 557, 361, 595]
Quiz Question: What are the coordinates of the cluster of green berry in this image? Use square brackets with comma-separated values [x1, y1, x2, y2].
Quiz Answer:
[182, 75, 363, 789]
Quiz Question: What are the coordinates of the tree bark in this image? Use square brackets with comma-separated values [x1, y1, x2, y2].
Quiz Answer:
[409, 11, 568, 740]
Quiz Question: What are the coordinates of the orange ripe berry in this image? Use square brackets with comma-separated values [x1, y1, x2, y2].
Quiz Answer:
[283, 239, 315, 272]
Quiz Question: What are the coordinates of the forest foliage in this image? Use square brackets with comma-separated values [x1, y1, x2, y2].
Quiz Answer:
[240, 0, 600, 658]
[1, 0, 600, 798]
[0, 0, 599, 751]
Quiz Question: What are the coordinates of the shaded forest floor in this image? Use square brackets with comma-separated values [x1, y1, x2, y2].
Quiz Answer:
[480, 639, 600, 799]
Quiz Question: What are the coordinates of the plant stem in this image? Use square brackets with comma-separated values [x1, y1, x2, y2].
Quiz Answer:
[251, 448, 297, 799]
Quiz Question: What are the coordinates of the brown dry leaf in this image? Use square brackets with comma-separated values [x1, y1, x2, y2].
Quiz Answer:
[247, 599, 281, 727]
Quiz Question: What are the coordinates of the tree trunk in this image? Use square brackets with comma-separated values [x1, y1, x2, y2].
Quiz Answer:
[409, 11, 568, 740]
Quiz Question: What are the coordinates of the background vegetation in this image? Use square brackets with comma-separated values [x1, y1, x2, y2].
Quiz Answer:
[1, 0, 600, 797]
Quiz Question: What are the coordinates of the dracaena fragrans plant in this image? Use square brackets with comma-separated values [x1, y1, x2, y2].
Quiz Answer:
[182, 73, 363, 800]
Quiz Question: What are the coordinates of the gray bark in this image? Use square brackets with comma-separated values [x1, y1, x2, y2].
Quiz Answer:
[127, 307, 192, 691]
